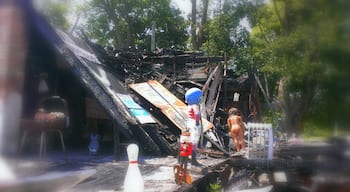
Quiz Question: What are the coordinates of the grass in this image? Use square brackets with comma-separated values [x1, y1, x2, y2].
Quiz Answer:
[302, 121, 350, 139]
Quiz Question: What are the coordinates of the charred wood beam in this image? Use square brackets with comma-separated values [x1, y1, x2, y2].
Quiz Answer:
[142, 124, 178, 155]
[193, 56, 224, 64]
[227, 158, 332, 176]
[157, 73, 168, 84]
[142, 55, 224, 65]
[177, 159, 233, 192]
[211, 82, 223, 123]
[113, 121, 121, 160]
[205, 66, 223, 122]
[178, 150, 347, 192]
[176, 80, 204, 88]
[80, 32, 125, 72]
[129, 124, 162, 156]
[204, 133, 229, 155]
[202, 65, 222, 121]
[223, 60, 228, 108]
[143, 55, 187, 66]
[202, 65, 220, 97]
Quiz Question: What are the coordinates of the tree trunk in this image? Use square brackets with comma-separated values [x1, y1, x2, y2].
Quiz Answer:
[191, 0, 198, 50]
[278, 78, 303, 135]
[274, 0, 304, 135]
[272, 0, 283, 29]
[103, 0, 125, 48]
[125, 17, 135, 48]
[197, 0, 209, 48]
[123, 1, 136, 48]
[283, 0, 292, 35]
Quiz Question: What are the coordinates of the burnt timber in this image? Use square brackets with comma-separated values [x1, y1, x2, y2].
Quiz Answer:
[17, 0, 259, 162]
[84, 38, 231, 157]
[4, 2, 350, 192]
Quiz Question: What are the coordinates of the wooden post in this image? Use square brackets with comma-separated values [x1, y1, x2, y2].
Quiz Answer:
[113, 121, 121, 161]
[151, 21, 156, 52]
[223, 53, 228, 109]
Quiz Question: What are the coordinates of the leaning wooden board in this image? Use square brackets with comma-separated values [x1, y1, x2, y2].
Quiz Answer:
[129, 80, 213, 132]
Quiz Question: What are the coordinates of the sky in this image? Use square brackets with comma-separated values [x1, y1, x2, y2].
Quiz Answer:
[171, 0, 192, 18]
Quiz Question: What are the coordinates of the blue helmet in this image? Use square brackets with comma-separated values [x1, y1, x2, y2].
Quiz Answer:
[185, 87, 203, 104]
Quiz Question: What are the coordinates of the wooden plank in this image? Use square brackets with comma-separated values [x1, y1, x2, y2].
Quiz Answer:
[129, 80, 214, 132]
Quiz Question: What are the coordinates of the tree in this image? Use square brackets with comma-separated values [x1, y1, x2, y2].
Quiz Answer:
[190, 0, 209, 50]
[250, 0, 350, 133]
[190, 0, 198, 50]
[202, 0, 261, 57]
[83, 0, 188, 50]
[39, 1, 70, 30]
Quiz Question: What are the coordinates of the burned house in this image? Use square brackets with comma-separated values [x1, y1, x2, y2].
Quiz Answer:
[15, 1, 177, 158]
[2, 1, 261, 160]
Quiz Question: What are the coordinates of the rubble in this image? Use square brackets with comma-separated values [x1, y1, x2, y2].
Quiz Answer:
[82, 33, 232, 158]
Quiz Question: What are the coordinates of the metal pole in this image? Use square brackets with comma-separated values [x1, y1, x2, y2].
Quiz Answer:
[267, 124, 273, 160]
[151, 21, 156, 52]
[199, 103, 204, 148]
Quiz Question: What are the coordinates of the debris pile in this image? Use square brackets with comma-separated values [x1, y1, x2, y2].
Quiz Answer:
[83, 36, 230, 156]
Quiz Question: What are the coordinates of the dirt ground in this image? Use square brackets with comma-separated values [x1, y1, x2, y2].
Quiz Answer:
[2, 149, 227, 192]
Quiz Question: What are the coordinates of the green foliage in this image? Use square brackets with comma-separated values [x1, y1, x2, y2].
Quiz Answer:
[208, 182, 222, 192]
[43, 1, 70, 30]
[83, 0, 188, 49]
[249, 0, 350, 131]
[202, 0, 264, 76]
[202, 14, 238, 56]
[261, 108, 281, 127]
[303, 120, 333, 139]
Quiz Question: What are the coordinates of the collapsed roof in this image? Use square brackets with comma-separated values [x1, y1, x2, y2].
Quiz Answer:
[23, 0, 253, 157]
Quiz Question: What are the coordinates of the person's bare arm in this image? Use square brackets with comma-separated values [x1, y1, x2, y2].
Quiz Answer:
[227, 118, 231, 130]
[239, 116, 245, 131]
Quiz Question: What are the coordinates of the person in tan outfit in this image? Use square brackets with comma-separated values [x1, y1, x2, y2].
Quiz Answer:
[227, 107, 245, 152]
